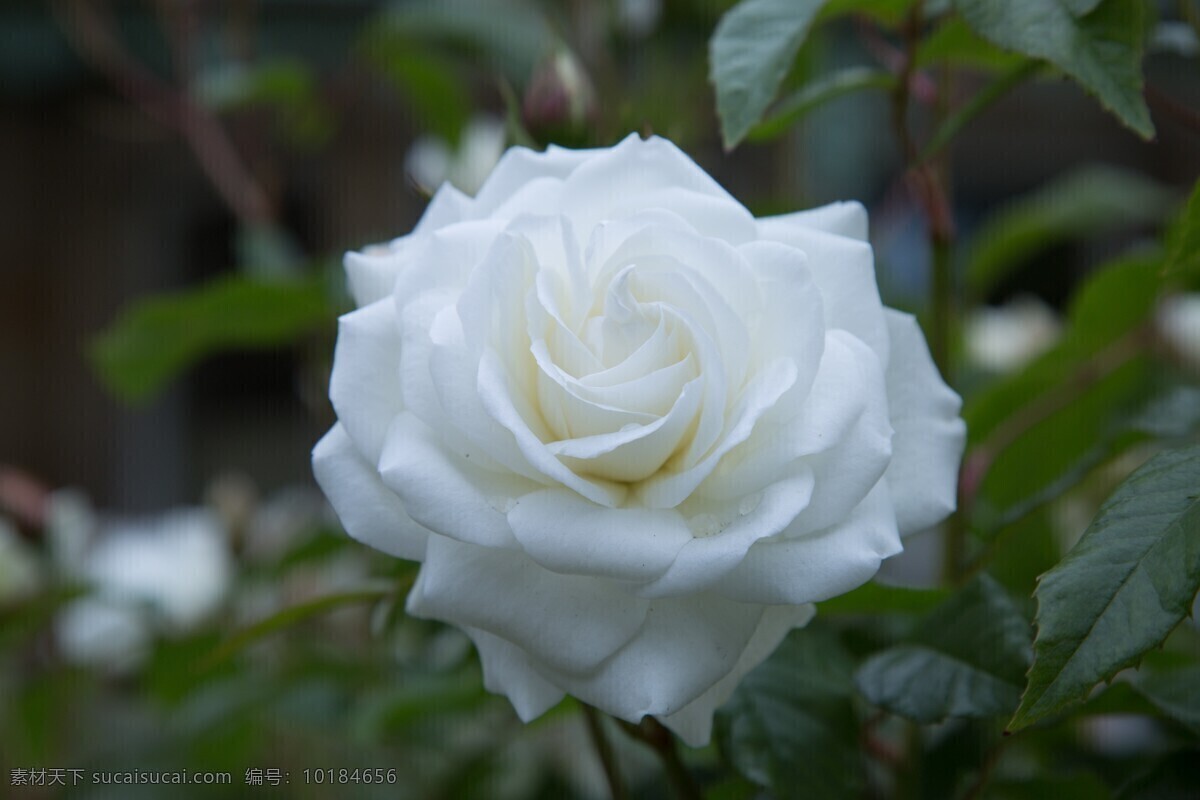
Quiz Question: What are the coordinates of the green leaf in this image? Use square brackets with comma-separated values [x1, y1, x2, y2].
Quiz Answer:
[359, 39, 472, 144]
[916, 18, 1029, 71]
[196, 59, 334, 147]
[965, 166, 1174, 299]
[718, 625, 864, 800]
[372, 0, 557, 88]
[987, 772, 1114, 800]
[1074, 679, 1161, 718]
[952, 0, 1154, 139]
[351, 669, 490, 742]
[1009, 446, 1200, 731]
[1130, 663, 1200, 734]
[1116, 751, 1200, 800]
[817, 0, 914, 26]
[973, 355, 1150, 528]
[967, 254, 1164, 530]
[746, 67, 895, 142]
[966, 251, 1159, 445]
[202, 589, 394, 670]
[855, 575, 1032, 723]
[710, 0, 830, 149]
[90, 275, 333, 403]
[1164, 178, 1200, 280]
[816, 581, 948, 615]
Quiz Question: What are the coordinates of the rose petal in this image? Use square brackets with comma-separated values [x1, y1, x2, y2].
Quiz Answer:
[473, 144, 596, 216]
[407, 535, 648, 674]
[710, 480, 902, 605]
[532, 592, 766, 721]
[766, 201, 868, 242]
[882, 310, 966, 534]
[785, 338, 893, 536]
[416, 181, 476, 231]
[578, 319, 685, 389]
[329, 299, 403, 465]
[393, 220, 507, 309]
[548, 376, 703, 483]
[378, 413, 537, 549]
[344, 184, 475, 307]
[756, 217, 889, 362]
[704, 331, 890, 511]
[583, 208, 701, 280]
[638, 357, 798, 509]
[312, 425, 428, 561]
[735, 240, 825, 376]
[427, 308, 548, 484]
[345, 248, 403, 309]
[463, 626, 565, 721]
[511, 214, 592, 332]
[477, 348, 628, 507]
[595, 225, 756, 383]
[637, 464, 815, 597]
[562, 135, 755, 242]
[508, 488, 693, 581]
[658, 603, 814, 746]
[532, 339, 662, 442]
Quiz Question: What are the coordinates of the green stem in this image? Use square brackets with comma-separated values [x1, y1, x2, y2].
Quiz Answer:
[748, 68, 896, 143]
[930, 234, 953, 380]
[932, 234, 967, 585]
[581, 705, 630, 800]
[919, 60, 1041, 164]
[618, 718, 703, 800]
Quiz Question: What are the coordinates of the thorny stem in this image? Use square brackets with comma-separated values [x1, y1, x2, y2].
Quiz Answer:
[53, 0, 274, 225]
[581, 705, 630, 800]
[617, 717, 703, 800]
[919, 60, 1041, 164]
[956, 737, 1009, 800]
[888, 2, 964, 583]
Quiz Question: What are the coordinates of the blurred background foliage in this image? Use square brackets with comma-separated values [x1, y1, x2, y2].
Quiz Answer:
[1, 0, 1199, 798]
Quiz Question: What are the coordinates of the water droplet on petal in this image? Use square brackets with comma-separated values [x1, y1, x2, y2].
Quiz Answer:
[738, 492, 762, 516]
[687, 513, 722, 538]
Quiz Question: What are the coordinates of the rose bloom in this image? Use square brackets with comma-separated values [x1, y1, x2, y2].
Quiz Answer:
[314, 134, 965, 745]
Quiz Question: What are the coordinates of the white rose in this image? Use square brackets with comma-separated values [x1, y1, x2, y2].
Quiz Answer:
[313, 134, 965, 745]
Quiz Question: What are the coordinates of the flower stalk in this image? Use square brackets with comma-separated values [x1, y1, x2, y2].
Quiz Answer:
[582, 704, 630, 800]
[618, 717, 704, 800]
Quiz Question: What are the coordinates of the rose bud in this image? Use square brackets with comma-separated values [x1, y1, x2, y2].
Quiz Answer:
[521, 50, 597, 144]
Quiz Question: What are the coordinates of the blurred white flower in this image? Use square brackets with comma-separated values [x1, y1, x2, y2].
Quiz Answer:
[85, 510, 232, 630]
[45, 488, 95, 576]
[1079, 713, 1167, 758]
[617, 0, 662, 38]
[1157, 293, 1200, 370]
[242, 485, 330, 562]
[0, 518, 40, 602]
[405, 116, 506, 196]
[964, 296, 1061, 373]
[57, 599, 150, 672]
[57, 507, 232, 670]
